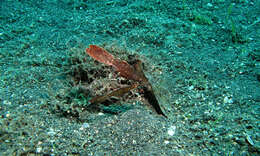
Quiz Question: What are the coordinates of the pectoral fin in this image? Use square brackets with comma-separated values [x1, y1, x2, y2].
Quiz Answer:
[90, 83, 139, 104]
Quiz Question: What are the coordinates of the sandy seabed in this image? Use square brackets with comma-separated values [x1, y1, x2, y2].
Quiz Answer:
[0, 0, 259, 155]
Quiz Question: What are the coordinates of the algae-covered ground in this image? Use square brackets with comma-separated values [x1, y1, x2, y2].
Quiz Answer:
[0, 0, 259, 155]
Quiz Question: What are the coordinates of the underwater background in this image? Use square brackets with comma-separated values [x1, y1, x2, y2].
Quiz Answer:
[0, 0, 259, 155]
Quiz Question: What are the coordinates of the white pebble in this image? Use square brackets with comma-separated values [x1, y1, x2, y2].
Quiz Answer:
[164, 140, 170, 144]
[207, 3, 213, 7]
[224, 96, 233, 104]
[80, 123, 90, 130]
[167, 125, 176, 136]
[47, 128, 56, 136]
